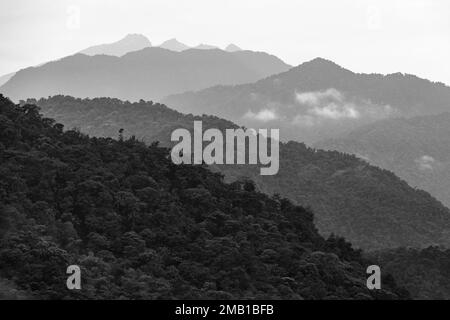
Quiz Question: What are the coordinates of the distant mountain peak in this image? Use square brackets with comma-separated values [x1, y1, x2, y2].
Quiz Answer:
[301, 57, 343, 68]
[158, 38, 191, 52]
[289, 57, 350, 76]
[225, 44, 242, 52]
[121, 33, 151, 42]
[79, 34, 151, 57]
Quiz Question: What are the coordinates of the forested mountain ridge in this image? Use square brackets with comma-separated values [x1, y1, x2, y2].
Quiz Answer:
[316, 113, 450, 208]
[29, 96, 450, 251]
[163, 58, 450, 143]
[0, 94, 407, 299]
[0, 48, 290, 102]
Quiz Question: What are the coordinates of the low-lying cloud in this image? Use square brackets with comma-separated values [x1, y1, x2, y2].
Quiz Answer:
[296, 88, 343, 106]
[244, 109, 278, 122]
[310, 102, 360, 120]
[293, 88, 394, 126]
[415, 155, 435, 170]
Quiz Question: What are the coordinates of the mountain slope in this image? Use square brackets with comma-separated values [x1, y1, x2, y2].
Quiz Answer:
[79, 34, 152, 56]
[163, 58, 450, 143]
[0, 48, 291, 102]
[29, 95, 450, 251]
[0, 72, 15, 87]
[316, 113, 450, 208]
[0, 34, 150, 93]
[0, 94, 405, 299]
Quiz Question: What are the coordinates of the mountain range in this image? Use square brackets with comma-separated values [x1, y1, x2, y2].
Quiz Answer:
[0, 47, 289, 102]
[2, 34, 450, 249]
[0, 34, 244, 98]
[2, 32, 450, 300]
[27, 95, 450, 251]
[79, 33, 152, 56]
[0, 94, 406, 299]
[79, 34, 242, 56]
[163, 58, 450, 143]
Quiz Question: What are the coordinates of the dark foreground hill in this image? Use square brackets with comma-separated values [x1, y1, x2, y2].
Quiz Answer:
[0, 95, 407, 299]
[30, 96, 450, 251]
[0, 48, 290, 102]
[316, 113, 450, 208]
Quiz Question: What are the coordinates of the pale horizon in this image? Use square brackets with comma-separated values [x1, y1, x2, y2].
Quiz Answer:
[1, 0, 449, 85]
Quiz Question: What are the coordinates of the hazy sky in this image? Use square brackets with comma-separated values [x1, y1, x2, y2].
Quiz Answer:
[1, 0, 449, 84]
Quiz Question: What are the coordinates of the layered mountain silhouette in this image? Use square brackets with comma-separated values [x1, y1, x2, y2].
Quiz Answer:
[79, 33, 152, 56]
[157, 39, 242, 52]
[316, 113, 450, 208]
[27, 95, 450, 250]
[0, 94, 407, 299]
[0, 34, 153, 90]
[0, 48, 290, 102]
[163, 58, 450, 143]
[158, 38, 191, 51]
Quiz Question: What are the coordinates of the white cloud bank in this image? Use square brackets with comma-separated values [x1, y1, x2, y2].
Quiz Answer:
[310, 103, 360, 120]
[296, 88, 343, 106]
[293, 88, 394, 126]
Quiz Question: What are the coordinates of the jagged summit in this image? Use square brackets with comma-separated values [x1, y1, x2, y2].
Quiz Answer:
[158, 38, 191, 52]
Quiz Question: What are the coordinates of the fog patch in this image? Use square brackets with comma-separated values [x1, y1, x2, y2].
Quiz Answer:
[293, 88, 395, 126]
[415, 155, 435, 170]
[244, 109, 278, 122]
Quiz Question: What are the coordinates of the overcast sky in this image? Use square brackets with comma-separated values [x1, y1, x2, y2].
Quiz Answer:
[1, 0, 449, 84]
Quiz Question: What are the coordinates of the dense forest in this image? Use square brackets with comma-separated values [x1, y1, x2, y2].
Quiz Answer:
[369, 247, 450, 300]
[0, 95, 408, 299]
[31, 96, 450, 251]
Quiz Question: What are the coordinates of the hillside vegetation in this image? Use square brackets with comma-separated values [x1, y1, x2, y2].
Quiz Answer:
[0, 95, 406, 299]
[370, 247, 450, 300]
[30, 96, 450, 251]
